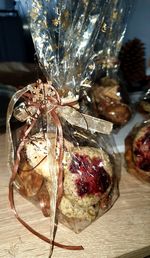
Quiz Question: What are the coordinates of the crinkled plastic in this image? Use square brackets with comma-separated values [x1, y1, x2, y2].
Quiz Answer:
[125, 120, 150, 184]
[138, 84, 150, 115]
[93, 0, 135, 77]
[79, 0, 135, 128]
[90, 77, 132, 127]
[28, 0, 111, 89]
[7, 81, 120, 233]
[7, 0, 121, 254]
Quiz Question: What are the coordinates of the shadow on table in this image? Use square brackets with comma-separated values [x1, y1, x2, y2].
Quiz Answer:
[117, 245, 150, 258]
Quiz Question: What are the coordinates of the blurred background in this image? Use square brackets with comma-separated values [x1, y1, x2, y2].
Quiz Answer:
[125, 0, 150, 68]
[0, 0, 38, 87]
[0, 0, 34, 63]
[0, 0, 149, 85]
[0, 0, 150, 130]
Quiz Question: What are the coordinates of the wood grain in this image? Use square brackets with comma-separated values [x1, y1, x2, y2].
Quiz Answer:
[0, 133, 150, 258]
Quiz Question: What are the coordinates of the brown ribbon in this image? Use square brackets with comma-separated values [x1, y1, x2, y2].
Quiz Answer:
[8, 81, 83, 251]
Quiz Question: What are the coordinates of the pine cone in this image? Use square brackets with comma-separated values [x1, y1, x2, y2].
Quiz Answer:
[119, 38, 146, 90]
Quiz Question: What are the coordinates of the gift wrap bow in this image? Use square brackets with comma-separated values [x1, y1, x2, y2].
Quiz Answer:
[7, 80, 113, 252]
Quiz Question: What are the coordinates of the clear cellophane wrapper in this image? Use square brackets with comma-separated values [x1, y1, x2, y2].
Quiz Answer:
[7, 0, 121, 250]
[83, 0, 135, 128]
[125, 119, 150, 184]
[7, 81, 120, 233]
[94, 0, 135, 75]
[89, 76, 132, 127]
[138, 84, 150, 115]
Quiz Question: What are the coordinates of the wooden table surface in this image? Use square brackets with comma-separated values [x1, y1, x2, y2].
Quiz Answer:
[0, 133, 150, 258]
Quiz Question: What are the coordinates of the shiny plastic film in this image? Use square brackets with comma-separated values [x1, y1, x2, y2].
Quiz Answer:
[79, 0, 135, 128]
[29, 0, 112, 89]
[94, 0, 135, 75]
[90, 76, 132, 127]
[6, 0, 121, 255]
[138, 86, 150, 115]
[125, 119, 150, 184]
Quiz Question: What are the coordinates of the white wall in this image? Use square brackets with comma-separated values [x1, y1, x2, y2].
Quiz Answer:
[125, 0, 150, 66]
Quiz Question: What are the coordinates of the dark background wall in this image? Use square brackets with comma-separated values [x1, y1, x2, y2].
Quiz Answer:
[0, 0, 14, 10]
[0, 0, 34, 62]
[124, 0, 150, 67]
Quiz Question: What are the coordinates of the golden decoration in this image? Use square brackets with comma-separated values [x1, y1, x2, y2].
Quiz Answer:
[52, 18, 59, 26]
[81, 79, 92, 87]
[88, 63, 95, 70]
[112, 10, 118, 20]
[82, 0, 89, 6]
[30, 10, 39, 20]
[101, 22, 107, 33]
[61, 10, 70, 29]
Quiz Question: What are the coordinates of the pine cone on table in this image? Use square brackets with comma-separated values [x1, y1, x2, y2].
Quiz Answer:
[119, 38, 146, 91]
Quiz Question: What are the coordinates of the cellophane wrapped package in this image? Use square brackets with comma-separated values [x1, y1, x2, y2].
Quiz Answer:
[90, 77, 131, 127]
[138, 84, 150, 115]
[86, 0, 135, 128]
[125, 120, 150, 184]
[7, 0, 120, 253]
